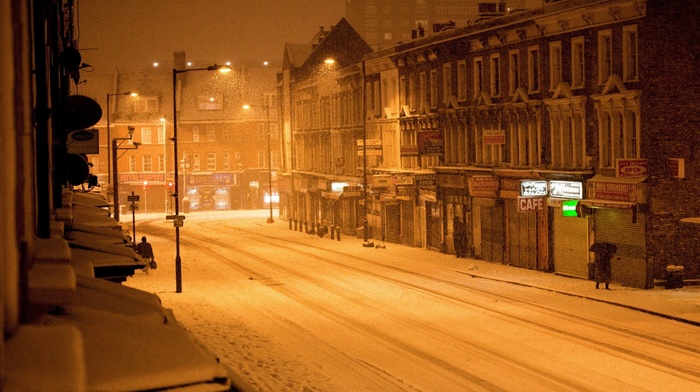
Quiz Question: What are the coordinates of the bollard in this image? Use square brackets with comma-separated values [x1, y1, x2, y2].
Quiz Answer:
[330, 226, 335, 240]
[336, 226, 341, 241]
[304, 221, 308, 233]
[289, 219, 293, 230]
[293, 219, 297, 231]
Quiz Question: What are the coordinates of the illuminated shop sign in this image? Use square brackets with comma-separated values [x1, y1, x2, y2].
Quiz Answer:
[520, 180, 548, 197]
[561, 200, 579, 217]
[331, 182, 349, 192]
[549, 181, 583, 199]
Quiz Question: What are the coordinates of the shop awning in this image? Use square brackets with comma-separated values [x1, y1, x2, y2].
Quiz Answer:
[579, 199, 637, 209]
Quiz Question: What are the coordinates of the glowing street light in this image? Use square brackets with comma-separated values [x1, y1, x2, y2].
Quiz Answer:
[172, 63, 231, 293]
[106, 91, 137, 212]
[243, 103, 275, 224]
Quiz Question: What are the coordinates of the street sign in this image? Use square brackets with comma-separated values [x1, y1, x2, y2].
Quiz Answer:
[173, 218, 184, 227]
[129, 203, 139, 211]
[127, 195, 140, 202]
[166, 214, 186, 220]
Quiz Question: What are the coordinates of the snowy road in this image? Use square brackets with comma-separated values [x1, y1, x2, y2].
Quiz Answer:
[127, 211, 700, 392]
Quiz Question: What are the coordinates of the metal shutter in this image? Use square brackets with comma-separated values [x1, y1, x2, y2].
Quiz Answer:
[553, 212, 590, 278]
[595, 209, 647, 288]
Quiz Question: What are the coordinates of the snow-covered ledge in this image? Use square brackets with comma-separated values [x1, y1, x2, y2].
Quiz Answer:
[55, 207, 73, 227]
[3, 325, 87, 391]
[28, 263, 76, 305]
[34, 237, 71, 264]
[31, 238, 76, 306]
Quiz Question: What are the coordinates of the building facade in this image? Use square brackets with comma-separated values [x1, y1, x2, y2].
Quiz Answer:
[79, 55, 281, 215]
[286, 0, 700, 289]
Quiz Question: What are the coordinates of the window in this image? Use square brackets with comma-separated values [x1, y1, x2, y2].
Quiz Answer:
[528, 46, 540, 93]
[192, 126, 200, 142]
[442, 63, 452, 103]
[129, 156, 136, 172]
[142, 155, 153, 172]
[474, 57, 484, 96]
[206, 126, 216, 142]
[409, 75, 417, 110]
[158, 125, 166, 144]
[430, 69, 438, 108]
[457, 60, 467, 101]
[221, 127, 230, 142]
[400, 76, 408, 107]
[134, 96, 159, 113]
[419, 72, 427, 109]
[141, 127, 152, 144]
[257, 150, 265, 167]
[598, 30, 612, 84]
[206, 153, 216, 171]
[158, 154, 165, 172]
[594, 95, 640, 168]
[197, 94, 223, 111]
[623, 25, 638, 81]
[571, 37, 585, 88]
[549, 41, 562, 89]
[192, 153, 201, 171]
[222, 153, 230, 170]
[490, 54, 501, 97]
[508, 50, 520, 94]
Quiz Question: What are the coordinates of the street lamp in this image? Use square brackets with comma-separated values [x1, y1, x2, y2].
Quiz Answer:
[112, 126, 139, 222]
[243, 103, 274, 223]
[172, 64, 231, 293]
[106, 92, 137, 210]
[159, 118, 168, 213]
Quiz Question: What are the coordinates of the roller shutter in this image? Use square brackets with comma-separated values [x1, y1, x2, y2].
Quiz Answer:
[594, 208, 647, 288]
[553, 212, 590, 278]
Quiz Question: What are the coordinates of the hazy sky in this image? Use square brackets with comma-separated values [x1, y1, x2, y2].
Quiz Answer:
[77, 0, 346, 71]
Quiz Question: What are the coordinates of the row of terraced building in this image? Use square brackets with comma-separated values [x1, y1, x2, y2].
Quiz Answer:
[278, 0, 700, 288]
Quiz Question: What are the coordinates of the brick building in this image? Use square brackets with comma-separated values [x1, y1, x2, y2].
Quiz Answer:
[282, 0, 700, 288]
[79, 54, 280, 214]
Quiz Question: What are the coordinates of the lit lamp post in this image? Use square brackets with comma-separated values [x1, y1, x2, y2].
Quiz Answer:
[159, 118, 168, 213]
[243, 103, 274, 223]
[172, 64, 231, 293]
[106, 91, 137, 213]
[112, 126, 139, 222]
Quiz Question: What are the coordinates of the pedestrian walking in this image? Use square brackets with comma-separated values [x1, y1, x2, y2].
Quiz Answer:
[135, 236, 156, 274]
[590, 242, 617, 289]
[453, 216, 467, 258]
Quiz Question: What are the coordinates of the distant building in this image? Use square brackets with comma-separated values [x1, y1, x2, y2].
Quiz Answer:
[345, 0, 543, 50]
[79, 54, 281, 213]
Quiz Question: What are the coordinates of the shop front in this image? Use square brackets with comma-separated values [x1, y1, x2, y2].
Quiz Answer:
[468, 175, 502, 263]
[437, 172, 469, 256]
[582, 174, 649, 288]
[547, 180, 590, 279]
[500, 177, 548, 270]
[185, 172, 237, 211]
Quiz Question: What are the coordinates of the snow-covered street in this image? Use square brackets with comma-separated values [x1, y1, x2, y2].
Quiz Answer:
[126, 210, 700, 391]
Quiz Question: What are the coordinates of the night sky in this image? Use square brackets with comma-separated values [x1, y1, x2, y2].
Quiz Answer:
[77, 0, 346, 71]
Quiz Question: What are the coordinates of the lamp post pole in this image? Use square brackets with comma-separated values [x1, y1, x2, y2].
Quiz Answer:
[361, 60, 369, 244]
[172, 64, 231, 293]
[266, 104, 274, 223]
[106, 92, 136, 216]
[112, 126, 138, 223]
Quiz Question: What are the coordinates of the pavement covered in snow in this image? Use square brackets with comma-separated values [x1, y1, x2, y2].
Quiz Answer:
[126, 210, 700, 391]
